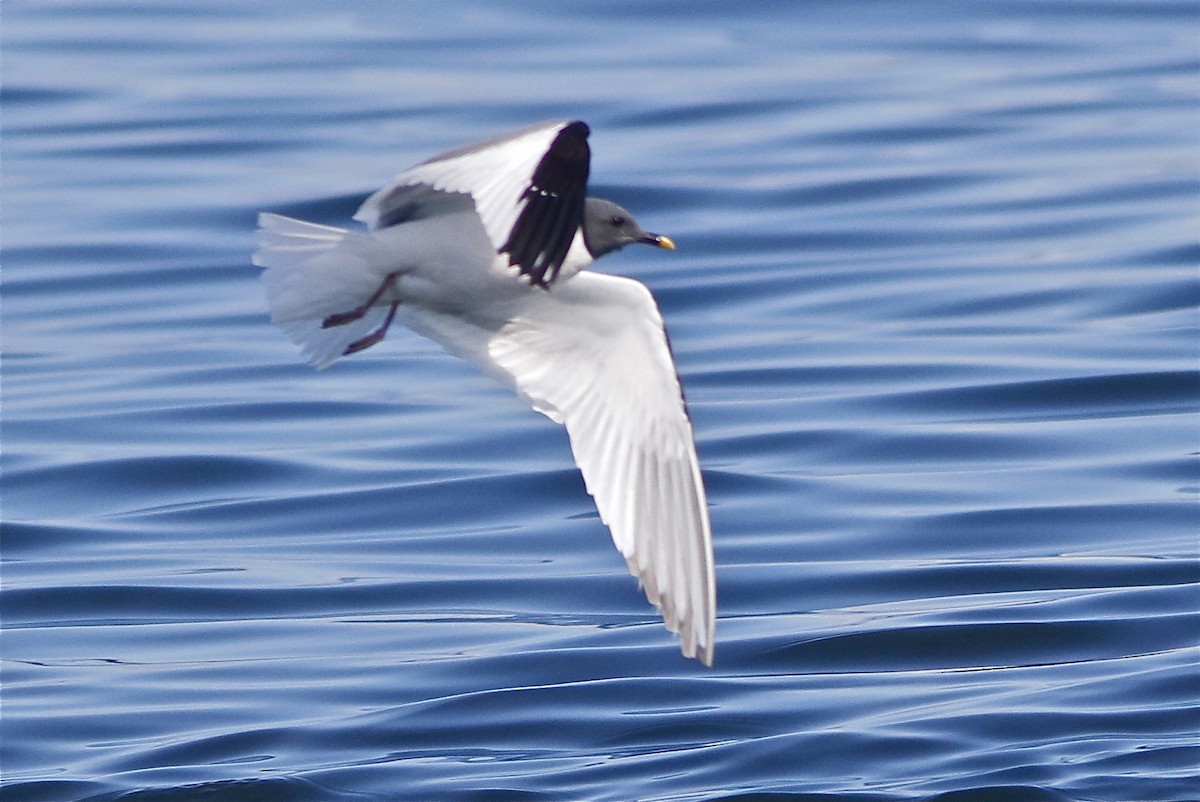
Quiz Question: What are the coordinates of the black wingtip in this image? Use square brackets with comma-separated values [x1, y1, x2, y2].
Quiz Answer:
[500, 121, 592, 287]
[563, 120, 590, 140]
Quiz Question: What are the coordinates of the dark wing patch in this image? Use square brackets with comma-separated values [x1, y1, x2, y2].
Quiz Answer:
[369, 183, 476, 230]
[500, 121, 590, 288]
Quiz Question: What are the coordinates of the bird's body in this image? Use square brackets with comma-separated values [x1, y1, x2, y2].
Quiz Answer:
[253, 120, 715, 664]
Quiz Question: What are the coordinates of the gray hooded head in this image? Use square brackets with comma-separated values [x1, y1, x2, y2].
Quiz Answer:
[581, 198, 675, 260]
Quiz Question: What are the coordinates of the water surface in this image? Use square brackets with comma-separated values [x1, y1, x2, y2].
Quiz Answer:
[2, 2, 1198, 801]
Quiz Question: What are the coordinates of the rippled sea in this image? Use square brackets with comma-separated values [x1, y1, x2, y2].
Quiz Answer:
[3, 2, 1198, 801]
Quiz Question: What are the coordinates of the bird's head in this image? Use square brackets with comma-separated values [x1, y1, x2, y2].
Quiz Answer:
[582, 198, 675, 259]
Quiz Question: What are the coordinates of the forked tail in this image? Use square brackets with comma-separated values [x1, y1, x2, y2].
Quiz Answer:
[253, 212, 394, 368]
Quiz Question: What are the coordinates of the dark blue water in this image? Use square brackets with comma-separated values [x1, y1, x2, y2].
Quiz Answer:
[3, 2, 1198, 801]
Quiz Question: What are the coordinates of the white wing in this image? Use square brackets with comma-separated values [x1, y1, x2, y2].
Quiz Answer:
[485, 271, 715, 664]
[355, 119, 575, 246]
[256, 121, 715, 661]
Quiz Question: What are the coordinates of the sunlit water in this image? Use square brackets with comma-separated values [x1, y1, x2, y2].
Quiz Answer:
[3, 2, 1198, 801]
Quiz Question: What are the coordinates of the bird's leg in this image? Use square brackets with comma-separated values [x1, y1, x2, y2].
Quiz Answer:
[342, 300, 399, 356]
[322, 272, 400, 329]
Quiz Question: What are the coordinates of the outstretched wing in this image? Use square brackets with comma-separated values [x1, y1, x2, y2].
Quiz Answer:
[485, 271, 715, 664]
[355, 119, 591, 288]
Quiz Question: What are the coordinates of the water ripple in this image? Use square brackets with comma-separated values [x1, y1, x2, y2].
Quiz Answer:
[3, 1, 1197, 800]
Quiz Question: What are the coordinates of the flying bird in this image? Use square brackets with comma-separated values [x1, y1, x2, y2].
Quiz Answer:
[253, 120, 715, 664]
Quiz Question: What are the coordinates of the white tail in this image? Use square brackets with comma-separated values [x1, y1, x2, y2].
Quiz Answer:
[253, 212, 393, 368]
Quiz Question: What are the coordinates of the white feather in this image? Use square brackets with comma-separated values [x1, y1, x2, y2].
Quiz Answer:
[253, 213, 390, 368]
[483, 273, 715, 664]
[253, 122, 715, 663]
[355, 120, 571, 251]
[253, 209, 512, 368]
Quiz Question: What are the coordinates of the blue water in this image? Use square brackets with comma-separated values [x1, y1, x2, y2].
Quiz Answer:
[3, 2, 1198, 800]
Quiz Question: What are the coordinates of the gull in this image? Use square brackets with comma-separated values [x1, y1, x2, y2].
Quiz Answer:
[253, 120, 715, 664]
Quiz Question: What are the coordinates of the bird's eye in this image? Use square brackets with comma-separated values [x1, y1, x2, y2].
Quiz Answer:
[610, 215, 625, 227]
